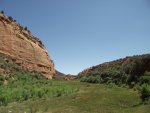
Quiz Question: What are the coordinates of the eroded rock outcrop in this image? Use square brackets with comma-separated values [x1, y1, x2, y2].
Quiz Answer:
[63, 74, 78, 80]
[0, 13, 55, 79]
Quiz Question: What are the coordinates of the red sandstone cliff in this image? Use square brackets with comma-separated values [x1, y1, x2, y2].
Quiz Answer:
[63, 74, 78, 80]
[0, 13, 55, 79]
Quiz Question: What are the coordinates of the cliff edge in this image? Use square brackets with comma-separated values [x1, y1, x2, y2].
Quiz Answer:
[0, 13, 55, 79]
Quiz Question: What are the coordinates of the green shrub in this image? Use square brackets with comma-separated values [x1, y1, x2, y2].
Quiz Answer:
[0, 71, 78, 106]
[129, 82, 135, 88]
[133, 84, 141, 91]
[0, 75, 5, 81]
[0, 57, 78, 106]
[80, 76, 88, 82]
[0, 92, 11, 106]
[140, 76, 150, 84]
[99, 69, 125, 85]
[0, 75, 5, 86]
[140, 71, 150, 84]
[8, 16, 14, 22]
[107, 83, 116, 88]
[139, 85, 150, 103]
[143, 71, 150, 76]
[80, 76, 99, 83]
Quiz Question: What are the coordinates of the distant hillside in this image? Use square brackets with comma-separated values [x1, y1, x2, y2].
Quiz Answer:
[55, 70, 66, 76]
[79, 54, 150, 86]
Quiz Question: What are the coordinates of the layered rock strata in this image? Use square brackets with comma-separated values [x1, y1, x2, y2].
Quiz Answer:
[0, 13, 55, 79]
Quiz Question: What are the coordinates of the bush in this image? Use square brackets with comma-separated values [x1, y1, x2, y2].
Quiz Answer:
[99, 69, 125, 85]
[0, 71, 78, 106]
[80, 76, 99, 83]
[24, 27, 28, 30]
[0, 75, 5, 81]
[80, 69, 130, 86]
[143, 71, 150, 76]
[80, 76, 88, 82]
[139, 85, 150, 103]
[107, 83, 116, 88]
[0, 75, 5, 86]
[129, 82, 135, 88]
[0, 92, 11, 106]
[0, 55, 79, 106]
[8, 16, 14, 22]
[140, 76, 150, 84]
[0, 10, 4, 14]
[140, 71, 150, 84]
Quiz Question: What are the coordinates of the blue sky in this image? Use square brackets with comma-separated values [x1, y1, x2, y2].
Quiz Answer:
[0, 0, 150, 74]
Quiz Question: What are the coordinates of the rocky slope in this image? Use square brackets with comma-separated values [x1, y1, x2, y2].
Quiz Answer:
[0, 13, 55, 79]
[79, 54, 150, 76]
[79, 54, 150, 85]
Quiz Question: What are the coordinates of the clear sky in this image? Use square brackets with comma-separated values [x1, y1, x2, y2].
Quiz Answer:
[0, 0, 150, 75]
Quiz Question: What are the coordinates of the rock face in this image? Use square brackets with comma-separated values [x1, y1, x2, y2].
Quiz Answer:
[0, 13, 55, 79]
[63, 74, 78, 80]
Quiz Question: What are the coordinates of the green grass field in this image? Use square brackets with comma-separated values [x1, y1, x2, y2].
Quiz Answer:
[0, 80, 150, 113]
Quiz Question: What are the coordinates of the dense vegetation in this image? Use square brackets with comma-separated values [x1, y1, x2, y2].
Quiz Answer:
[0, 53, 150, 112]
[79, 54, 150, 102]
[0, 55, 78, 106]
[0, 72, 78, 106]
[0, 81, 150, 113]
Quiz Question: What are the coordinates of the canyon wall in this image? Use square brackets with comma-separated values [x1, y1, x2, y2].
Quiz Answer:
[0, 13, 55, 79]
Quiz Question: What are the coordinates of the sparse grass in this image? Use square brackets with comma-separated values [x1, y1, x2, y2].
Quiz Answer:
[0, 81, 150, 113]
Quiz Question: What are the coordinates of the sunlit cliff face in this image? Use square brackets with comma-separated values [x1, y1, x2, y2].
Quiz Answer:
[0, 13, 55, 79]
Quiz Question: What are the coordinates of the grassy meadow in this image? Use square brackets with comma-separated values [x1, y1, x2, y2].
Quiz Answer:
[0, 80, 150, 113]
[0, 54, 150, 113]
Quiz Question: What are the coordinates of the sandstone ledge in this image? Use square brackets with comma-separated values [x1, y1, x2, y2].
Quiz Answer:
[0, 13, 55, 79]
